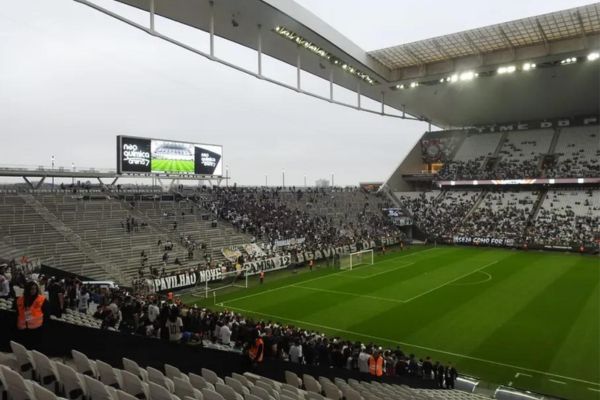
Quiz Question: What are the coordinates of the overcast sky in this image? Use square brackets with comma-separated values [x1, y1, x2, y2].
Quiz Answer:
[0, 0, 591, 186]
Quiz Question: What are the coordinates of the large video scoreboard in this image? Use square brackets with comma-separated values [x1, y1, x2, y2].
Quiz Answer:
[117, 135, 223, 176]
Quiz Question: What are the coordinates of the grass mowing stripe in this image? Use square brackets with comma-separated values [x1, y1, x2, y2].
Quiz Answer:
[219, 303, 600, 387]
[352, 262, 416, 279]
[402, 260, 499, 302]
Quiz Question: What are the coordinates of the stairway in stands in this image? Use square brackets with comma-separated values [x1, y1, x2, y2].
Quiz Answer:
[17, 193, 122, 282]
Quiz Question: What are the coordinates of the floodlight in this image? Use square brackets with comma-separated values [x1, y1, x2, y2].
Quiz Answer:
[459, 71, 475, 81]
[410, 81, 418, 88]
[523, 62, 536, 71]
[497, 65, 516, 74]
[588, 52, 599, 61]
[449, 74, 458, 83]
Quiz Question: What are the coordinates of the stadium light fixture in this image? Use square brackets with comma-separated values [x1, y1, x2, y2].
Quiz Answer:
[273, 25, 378, 85]
[459, 71, 475, 81]
[395, 84, 405, 89]
[497, 65, 516, 74]
[449, 74, 459, 83]
[588, 52, 599, 61]
[410, 81, 419, 88]
[522, 62, 536, 71]
[560, 57, 577, 64]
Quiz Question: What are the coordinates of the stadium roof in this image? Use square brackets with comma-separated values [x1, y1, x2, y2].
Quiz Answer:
[78, 0, 600, 128]
[369, 4, 600, 70]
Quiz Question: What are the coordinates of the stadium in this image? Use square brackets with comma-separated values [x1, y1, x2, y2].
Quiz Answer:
[0, 1, 599, 400]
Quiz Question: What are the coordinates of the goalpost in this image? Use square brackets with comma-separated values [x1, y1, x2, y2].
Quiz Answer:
[340, 249, 374, 270]
[201, 268, 248, 298]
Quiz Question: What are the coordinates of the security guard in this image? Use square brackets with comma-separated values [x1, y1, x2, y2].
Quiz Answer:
[368, 350, 384, 378]
[14, 281, 49, 348]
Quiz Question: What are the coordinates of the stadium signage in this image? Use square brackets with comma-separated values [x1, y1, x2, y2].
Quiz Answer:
[116, 135, 223, 176]
[453, 236, 515, 247]
[437, 177, 600, 187]
[244, 255, 292, 275]
[273, 238, 305, 247]
[150, 267, 224, 292]
[473, 115, 598, 133]
[296, 237, 401, 262]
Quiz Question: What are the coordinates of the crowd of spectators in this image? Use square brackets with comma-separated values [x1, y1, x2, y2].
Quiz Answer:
[201, 187, 404, 254]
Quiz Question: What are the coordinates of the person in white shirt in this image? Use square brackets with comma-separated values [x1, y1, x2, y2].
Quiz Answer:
[358, 346, 371, 373]
[289, 340, 303, 363]
[219, 323, 232, 346]
[0, 275, 10, 298]
[165, 308, 183, 342]
[78, 287, 90, 313]
[147, 300, 160, 323]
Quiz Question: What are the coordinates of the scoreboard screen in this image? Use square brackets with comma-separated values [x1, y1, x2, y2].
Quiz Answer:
[117, 136, 223, 176]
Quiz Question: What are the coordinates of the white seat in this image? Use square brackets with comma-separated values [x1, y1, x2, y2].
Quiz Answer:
[322, 382, 342, 400]
[83, 375, 118, 400]
[305, 393, 325, 400]
[32, 382, 64, 400]
[148, 382, 180, 400]
[71, 350, 98, 378]
[249, 386, 275, 400]
[283, 372, 301, 389]
[230, 374, 252, 389]
[201, 389, 225, 400]
[254, 382, 278, 400]
[189, 373, 214, 392]
[200, 369, 223, 386]
[214, 383, 243, 400]
[301, 375, 320, 394]
[96, 360, 123, 389]
[165, 365, 189, 383]
[122, 359, 148, 383]
[31, 350, 59, 391]
[116, 390, 140, 400]
[0, 365, 36, 400]
[173, 377, 203, 400]
[121, 370, 149, 399]
[224, 377, 249, 397]
[243, 395, 261, 400]
[55, 362, 86, 400]
[9, 341, 34, 379]
[147, 367, 174, 393]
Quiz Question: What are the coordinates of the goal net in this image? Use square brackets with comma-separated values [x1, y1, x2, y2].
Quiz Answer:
[200, 268, 248, 298]
[340, 249, 374, 270]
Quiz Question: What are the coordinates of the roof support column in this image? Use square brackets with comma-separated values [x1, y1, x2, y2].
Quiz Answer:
[257, 24, 262, 76]
[356, 82, 361, 109]
[209, 1, 215, 58]
[296, 51, 301, 91]
[149, 0, 155, 32]
[381, 91, 385, 115]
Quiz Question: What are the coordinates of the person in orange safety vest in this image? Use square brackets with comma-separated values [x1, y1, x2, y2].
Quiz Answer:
[15, 281, 48, 330]
[368, 350, 384, 377]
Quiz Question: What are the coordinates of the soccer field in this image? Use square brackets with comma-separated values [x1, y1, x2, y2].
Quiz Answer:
[188, 246, 599, 400]
[151, 159, 194, 173]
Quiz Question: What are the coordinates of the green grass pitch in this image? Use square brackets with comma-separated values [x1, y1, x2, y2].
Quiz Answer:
[151, 158, 194, 173]
[185, 246, 599, 400]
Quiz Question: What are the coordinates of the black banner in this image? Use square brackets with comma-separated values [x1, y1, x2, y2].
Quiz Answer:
[473, 115, 598, 134]
[453, 235, 516, 248]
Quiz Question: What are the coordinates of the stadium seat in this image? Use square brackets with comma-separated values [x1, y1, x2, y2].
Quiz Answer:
[116, 390, 140, 400]
[71, 350, 98, 378]
[214, 382, 243, 400]
[55, 361, 86, 400]
[188, 373, 214, 392]
[224, 377, 249, 397]
[148, 382, 179, 400]
[283, 372, 301, 389]
[230, 374, 252, 389]
[147, 367, 174, 393]
[123, 359, 148, 383]
[120, 370, 149, 399]
[301, 375, 321, 394]
[0, 365, 36, 400]
[200, 388, 225, 400]
[249, 386, 275, 400]
[31, 350, 59, 392]
[96, 359, 123, 389]
[164, 365, 188, 383]
[32, 381, 65, 400]
[84, 375, 118, 400]
[9, 341, 34, 379]
[321, 381, 342, 400]
[200, 369, 223, 386]
[173, 377, 203, 400]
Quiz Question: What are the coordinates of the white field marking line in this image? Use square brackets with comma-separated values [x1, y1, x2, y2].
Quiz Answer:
[290, 284, 405, 304]
[548, 379, 567, 385]
[515, 372, 533, 378]
[402, 260, 499, 303]
[589, 388, 600, 393]
[221, 247, 439, 305]
[450, 271, 492, 286]
[352, 262, 416, 279]
[219, 304, 600, 388]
